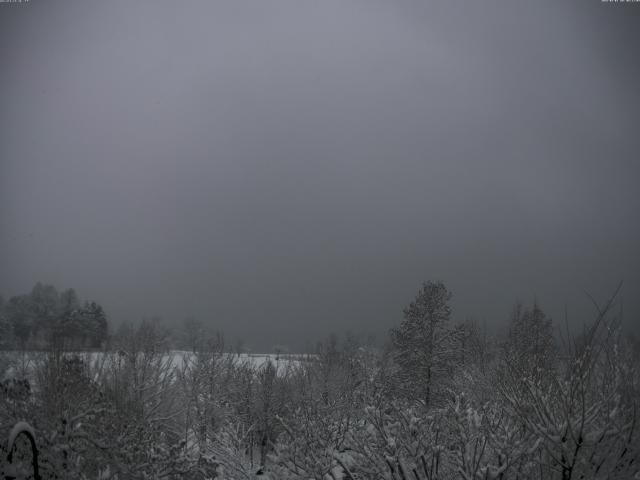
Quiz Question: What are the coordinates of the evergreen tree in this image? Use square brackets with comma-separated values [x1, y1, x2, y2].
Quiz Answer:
[390, 281, 459, 406]
[503, 301, 555, 379]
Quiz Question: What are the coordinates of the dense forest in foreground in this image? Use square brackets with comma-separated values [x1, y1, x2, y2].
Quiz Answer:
[1, 281, 638, 479]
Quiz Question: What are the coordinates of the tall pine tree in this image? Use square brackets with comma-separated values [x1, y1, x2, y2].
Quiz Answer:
[390, 281, 459, 406]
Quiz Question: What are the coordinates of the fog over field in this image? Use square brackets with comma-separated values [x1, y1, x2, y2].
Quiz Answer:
[1, 1, 639, 479]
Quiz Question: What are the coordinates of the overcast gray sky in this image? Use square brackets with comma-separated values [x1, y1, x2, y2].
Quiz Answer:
[1, 0, 639, 350]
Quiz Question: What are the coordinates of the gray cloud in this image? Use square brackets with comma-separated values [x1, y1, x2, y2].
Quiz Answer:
[1, 0, 639, 350]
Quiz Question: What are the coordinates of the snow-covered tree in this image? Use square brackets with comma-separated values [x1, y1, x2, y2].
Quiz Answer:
[502, 301, 556, 380]
[390, 281, 459, 406]
[499, 289, 639, 480]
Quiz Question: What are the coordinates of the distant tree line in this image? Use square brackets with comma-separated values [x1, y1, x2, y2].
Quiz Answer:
[0, 283, 108, 350]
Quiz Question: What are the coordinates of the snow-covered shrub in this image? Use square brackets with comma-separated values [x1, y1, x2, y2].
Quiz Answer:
[498, 293, 639, 480]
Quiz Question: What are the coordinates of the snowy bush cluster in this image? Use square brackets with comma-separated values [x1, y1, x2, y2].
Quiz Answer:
[1, 281, 639, 479]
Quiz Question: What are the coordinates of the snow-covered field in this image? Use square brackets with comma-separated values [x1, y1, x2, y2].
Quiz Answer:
[0, 350, 310, 381]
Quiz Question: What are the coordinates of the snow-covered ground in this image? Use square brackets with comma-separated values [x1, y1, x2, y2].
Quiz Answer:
[169, 351, 310, 373]
[0, 350, 311, 381]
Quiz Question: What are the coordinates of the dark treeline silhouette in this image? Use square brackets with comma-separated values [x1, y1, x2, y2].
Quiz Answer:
[1, 281, 639, 479]
[0, 283, 108, 351]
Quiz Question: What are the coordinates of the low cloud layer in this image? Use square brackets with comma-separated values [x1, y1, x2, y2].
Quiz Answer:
[1, 1, 639, 350]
